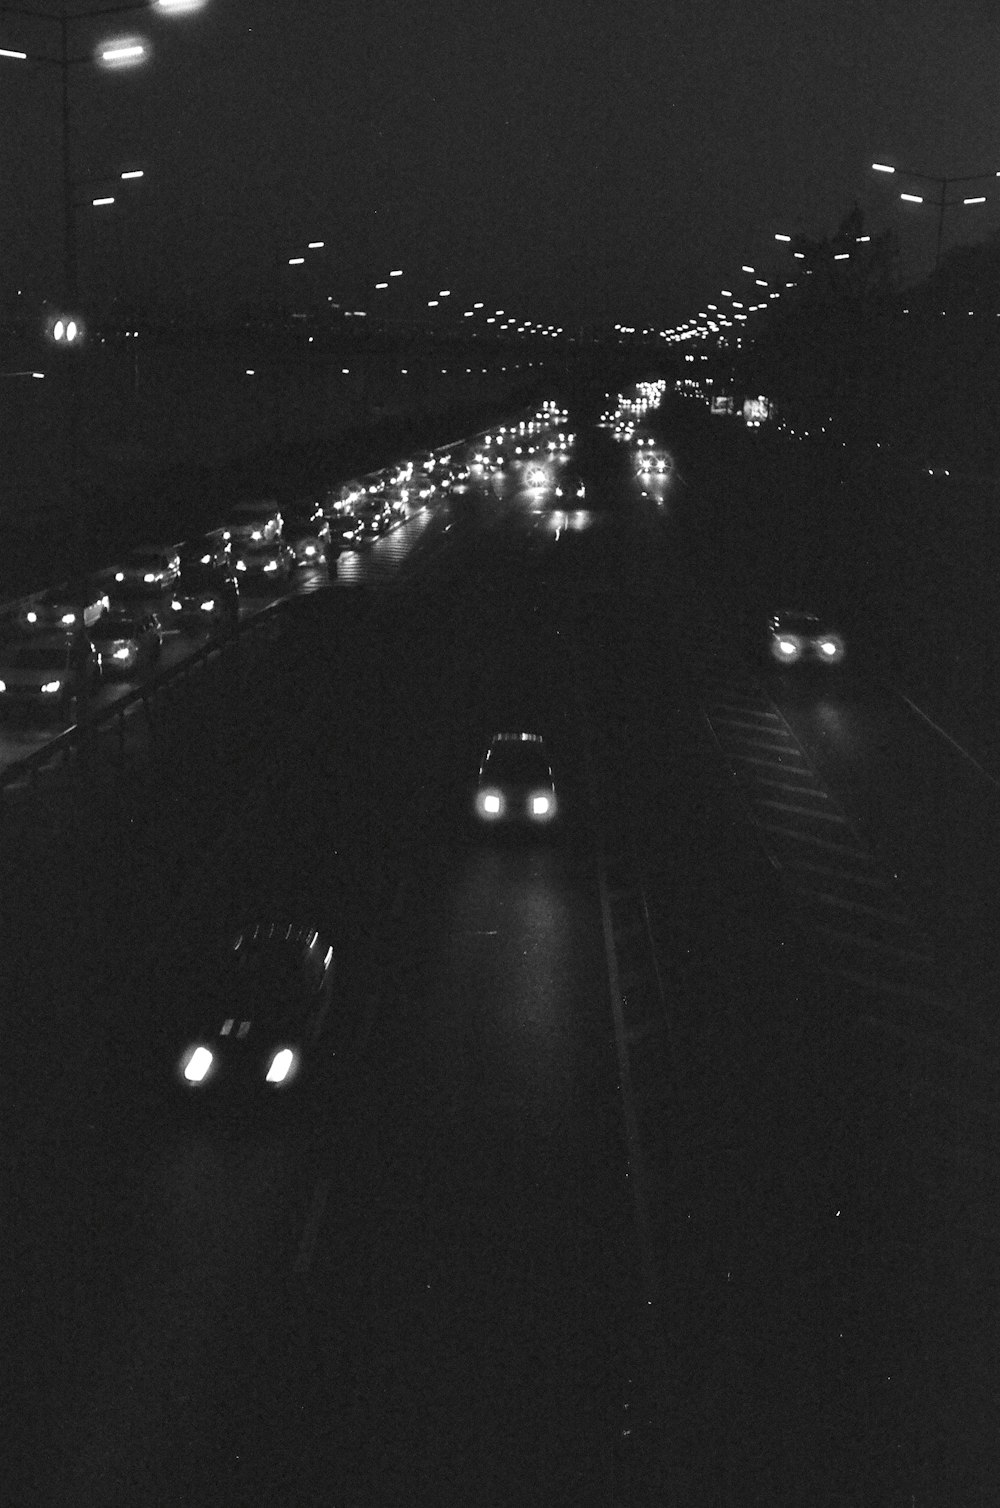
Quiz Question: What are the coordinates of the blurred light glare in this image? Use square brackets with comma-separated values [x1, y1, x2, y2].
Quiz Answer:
[872, 162, 895, 173]
[120, 169, 144, 180]
[0, 47, 28, 60]
[156, 0, 209, 10]
[900, 193, 923, 204]
[99, 38, 147, 67]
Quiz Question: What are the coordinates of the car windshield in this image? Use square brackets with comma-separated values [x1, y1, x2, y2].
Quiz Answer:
[178, 565, 221, 587]
[778, 613, 823, 634]
[1, 641, 66, 668]
[203, 947, 311, 1027]
[484, 742, 551, 785]
[92, 617, 142, 638]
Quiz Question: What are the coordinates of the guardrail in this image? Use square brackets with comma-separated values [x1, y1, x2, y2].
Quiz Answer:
[0, 589, 297, 801]
[0, 404, 552, 804]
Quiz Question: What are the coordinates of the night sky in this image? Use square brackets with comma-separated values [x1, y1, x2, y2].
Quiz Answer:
[3, 0, 1000, 330]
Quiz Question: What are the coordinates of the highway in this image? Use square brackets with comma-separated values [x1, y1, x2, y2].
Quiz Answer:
[7, 393, 1000, 1505]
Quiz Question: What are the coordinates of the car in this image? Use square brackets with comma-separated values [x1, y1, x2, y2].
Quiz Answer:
[112, 545, 181, 596]
[178, 529, 232, 570]
[226, 500, 283, 550]
[637, 451, 670, 475]
[89, 611, 163, 678]
[440, 458, 470, 489]
[475, 731, 558, 826]
[0, 630, 101, 722]
[282, 502, 333, 566]
[554, 469, 586, 500]
[169, 560, 240, 632]
[765, 610, 846, 669]
[15, 580, 110, 634]
[329, 512, 365, 548]
[380, 486, 409, 518]
[174, 921, 335, 1101]
[232, 539, 295, 591]
[350, 509, 386, 543]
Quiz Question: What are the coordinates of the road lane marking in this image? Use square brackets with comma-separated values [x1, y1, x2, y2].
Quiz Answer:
[293, 1176, 331, 1274]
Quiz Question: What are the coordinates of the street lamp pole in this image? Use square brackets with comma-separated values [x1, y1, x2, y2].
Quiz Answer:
[1, 0, 210, 305]
[871, 161, 994, 271]
[58, 11, 76, 302]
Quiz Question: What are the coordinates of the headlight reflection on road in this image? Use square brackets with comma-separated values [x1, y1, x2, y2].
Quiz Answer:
[436, 852, 582, 1130]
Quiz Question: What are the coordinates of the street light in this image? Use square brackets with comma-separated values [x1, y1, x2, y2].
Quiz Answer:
[0, 1, 211, 303]
[870, 159, 994, 270]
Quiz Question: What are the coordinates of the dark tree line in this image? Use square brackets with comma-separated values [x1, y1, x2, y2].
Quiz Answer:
[720, 207, 1000, 469]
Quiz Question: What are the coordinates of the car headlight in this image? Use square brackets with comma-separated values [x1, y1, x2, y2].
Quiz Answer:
[817, 637, 844, 661]
[25, 610, 38, 624]
[41, 680, 62, 694]
[773, 637, 801, 661]
[263, 559, 278, 572]
[531, 792, 556, 818]
[115, 572, 124, 582]
[181, 1045, 213, 1084]
[143, 572, 157, 583]
[170, 598, 182, 611]
[236, 560, 247, 571]
[200, 599, 217, 612]
[251, 529, 263, 541]
[478, 790, 503, 818]
[112, 646, 133, 660]
[265, 1047, 297, 1085]
[0, 680, 6, 692]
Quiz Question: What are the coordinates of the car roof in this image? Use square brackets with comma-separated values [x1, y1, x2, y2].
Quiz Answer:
[0, 635, 73, 664]
[229, 500, 279, 517]
[481, 732, 552, 780]
[772, 609, 828, 630]
[92, 611, 147, 629]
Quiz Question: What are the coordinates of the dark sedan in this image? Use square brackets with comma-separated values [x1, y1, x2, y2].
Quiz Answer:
[15, 581, 110, 634]
[169, 561, 240, 632]
[283, 503, 334, 567]
[232, 539, 296, 591]
[475, 731, 558, 826]
[174, 922, 335, 1103]
[765, 609, 846, 669]
[90, 611, 163, 678]
[0, 631, 101, 722]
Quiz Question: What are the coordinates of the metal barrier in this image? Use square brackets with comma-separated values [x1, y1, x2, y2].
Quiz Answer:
[0, 591, 296, 800]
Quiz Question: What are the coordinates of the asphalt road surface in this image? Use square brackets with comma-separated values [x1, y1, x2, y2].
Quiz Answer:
[7, 412, 1000, 1506]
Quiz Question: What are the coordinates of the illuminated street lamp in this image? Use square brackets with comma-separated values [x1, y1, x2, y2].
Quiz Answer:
[0, 0, 211, 303]
[871, 159, 994, 269]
